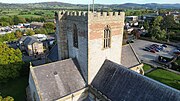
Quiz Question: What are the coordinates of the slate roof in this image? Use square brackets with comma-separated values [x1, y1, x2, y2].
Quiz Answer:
[32, 59, 46, 66]
[31, 58, 86, 101]
[91, 60, 180, 101]
[23, 36, 40, 46]
[121, 44, 141, 68]
[47, 44, 59, 62]
[19, 36, 28, 42]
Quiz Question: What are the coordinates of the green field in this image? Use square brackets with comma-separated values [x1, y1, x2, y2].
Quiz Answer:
[0, 76, 29, 101]
[0, 9, 56, 19]
[19, 15, 41, 18]
[143, 64, 152, 72]
[145, 69, 180, 90]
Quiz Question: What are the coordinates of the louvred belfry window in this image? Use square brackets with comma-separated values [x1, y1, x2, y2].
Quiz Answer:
[103, 25, 111, 49]
[73, 24, 78, 48]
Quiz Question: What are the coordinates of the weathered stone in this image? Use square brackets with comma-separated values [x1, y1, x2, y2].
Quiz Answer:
[55, 11, 125, 83]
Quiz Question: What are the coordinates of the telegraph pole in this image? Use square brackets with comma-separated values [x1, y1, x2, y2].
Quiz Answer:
[93, 0, 94, 13]
[88, 1, 90, 12]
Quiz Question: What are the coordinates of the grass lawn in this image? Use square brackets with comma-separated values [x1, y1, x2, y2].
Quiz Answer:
[143, 64, 152, 72]
[0, 76, 29, 101]
[145, 69, 180, 90]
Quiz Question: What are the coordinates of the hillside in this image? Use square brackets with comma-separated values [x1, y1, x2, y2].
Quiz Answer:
[0, 2, 179, 9]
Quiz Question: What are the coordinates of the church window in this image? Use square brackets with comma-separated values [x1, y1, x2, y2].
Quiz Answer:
[73, 24, 78, 48]
[103, 25, 111, 49]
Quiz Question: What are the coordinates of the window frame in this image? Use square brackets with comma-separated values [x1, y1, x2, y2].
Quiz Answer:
[103, 25, 111, 49]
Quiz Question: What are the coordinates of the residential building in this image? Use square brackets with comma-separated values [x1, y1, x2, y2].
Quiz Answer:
[23, 36, 44, 56]
[125, 16, 138, 22]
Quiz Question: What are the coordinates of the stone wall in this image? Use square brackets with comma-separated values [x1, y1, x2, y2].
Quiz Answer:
[66, 19, 88, 82]
[28, 69, 41, 101]
[56, 11, 89, 82]
[88, 12, 125, 83]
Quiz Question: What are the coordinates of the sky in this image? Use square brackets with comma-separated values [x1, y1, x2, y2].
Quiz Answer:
[0, 0, 180, 4]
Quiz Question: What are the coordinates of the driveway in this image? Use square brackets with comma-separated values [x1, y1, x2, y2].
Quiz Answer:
[131, 40, 176, 67]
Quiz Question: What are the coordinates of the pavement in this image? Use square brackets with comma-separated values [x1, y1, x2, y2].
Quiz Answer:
[131, 39, 176, 67]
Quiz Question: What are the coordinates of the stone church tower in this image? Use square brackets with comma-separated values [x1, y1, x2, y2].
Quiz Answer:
[55, 11, 125, 84]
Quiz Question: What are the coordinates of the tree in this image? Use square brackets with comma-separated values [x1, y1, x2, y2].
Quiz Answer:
[0, 42, 23, 81]
[0, 96, 14, 101]
[34, 28, 48, 34]
[43, 22, 55, 30]
[26, 29, 35, 36]
[150, 26, 166, 40]
[131, 29, 140, 39]
[143, 21, 149, 30]
[0, 17, 14, 25]
[152, 16, 163, 27]
[0, 22, 9, 27]
[15, 30, 22, 39]
[13, 16, 26, 25]
[149, 16, 167, 40]
[162, 15, 179, 29]
[0, 32, 17, 42]
[43, 22, 55, 34]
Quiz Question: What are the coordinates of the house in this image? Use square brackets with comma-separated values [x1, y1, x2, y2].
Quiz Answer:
[23, 36, 44, 56]
[125, 16, 138, 22]
[27, 11, 180, 101]
[30, 22, 44, 29]
[33, 34, 47, 41]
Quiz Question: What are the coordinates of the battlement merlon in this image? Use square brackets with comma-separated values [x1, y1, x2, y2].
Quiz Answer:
[55, 11, 125, 21]
[55, 11, 88, 20]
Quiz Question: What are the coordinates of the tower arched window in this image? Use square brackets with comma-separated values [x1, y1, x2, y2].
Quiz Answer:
[103, 25, 111, 49]
[73, 24, 78, 48]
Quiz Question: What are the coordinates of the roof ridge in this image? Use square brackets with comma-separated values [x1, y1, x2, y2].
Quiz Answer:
[33, 58, 73, 68]
[129, 43, 141, 64]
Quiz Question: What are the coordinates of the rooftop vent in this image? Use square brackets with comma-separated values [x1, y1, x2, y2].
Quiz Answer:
[54, 71, 58, 75]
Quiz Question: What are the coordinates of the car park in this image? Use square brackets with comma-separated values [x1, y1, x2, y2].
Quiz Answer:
[142, 43, 167, 53]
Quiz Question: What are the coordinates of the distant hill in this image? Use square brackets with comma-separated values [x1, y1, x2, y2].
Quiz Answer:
[0, 2, 180, 9]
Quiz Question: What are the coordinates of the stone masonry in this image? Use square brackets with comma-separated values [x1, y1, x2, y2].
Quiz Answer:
[55, 11, 125, 84]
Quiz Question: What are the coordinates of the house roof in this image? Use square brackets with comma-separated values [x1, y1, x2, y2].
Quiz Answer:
[91, 60, 180, 101]
[31, 58, 86, 101]
[23, 36, 40, 46]
[19, 36, 28, 42]
[121, 44, 141, 68]
[47, 44, 59, 62]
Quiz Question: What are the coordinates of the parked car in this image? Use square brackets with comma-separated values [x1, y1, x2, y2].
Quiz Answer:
[162, 44, 167, 48]
[173, 49, 180, 53]
[150, 49, 156, 53]
[174, 51, 180, 55]
[143, 47, 150, 51]
[177, 47, 180, 51]
[155, 48, 160, 52]
[126, 39, 134, 44]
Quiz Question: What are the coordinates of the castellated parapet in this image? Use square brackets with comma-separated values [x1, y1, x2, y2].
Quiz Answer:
[55, 11, 125, 21]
